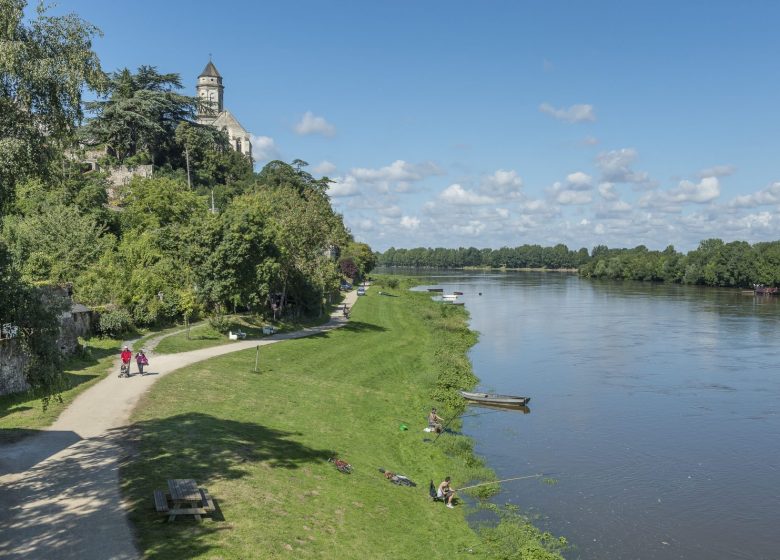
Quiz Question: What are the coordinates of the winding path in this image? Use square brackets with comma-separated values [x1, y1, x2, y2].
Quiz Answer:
[0, 291, 359, 559]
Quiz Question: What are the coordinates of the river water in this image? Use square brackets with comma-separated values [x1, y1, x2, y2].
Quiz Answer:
[401, 270, 780, 560]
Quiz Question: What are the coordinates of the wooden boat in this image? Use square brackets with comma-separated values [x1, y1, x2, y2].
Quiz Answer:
[427, 288, 444, 292]
[753, 284, 778, 295]
[460, 390, 530, 406]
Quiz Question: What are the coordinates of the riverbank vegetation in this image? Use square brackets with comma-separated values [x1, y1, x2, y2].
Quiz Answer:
[377, 239, 780, 289]
[0, 1, 373, 399]
[120, 278, 565, 559]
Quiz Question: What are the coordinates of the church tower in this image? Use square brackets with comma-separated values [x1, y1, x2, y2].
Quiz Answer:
[194, 59, 252, 159]
[196, 60, 224, 122]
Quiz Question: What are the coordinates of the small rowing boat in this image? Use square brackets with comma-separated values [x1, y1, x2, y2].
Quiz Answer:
[460, 390, 530, 406]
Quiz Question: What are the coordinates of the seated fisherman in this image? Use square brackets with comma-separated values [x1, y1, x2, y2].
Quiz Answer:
[428, 407, 444, 433]
[437, 476, 456, 509]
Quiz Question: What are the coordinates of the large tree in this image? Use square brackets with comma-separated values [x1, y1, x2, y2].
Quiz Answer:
[0, 0, 104, 215]
[80, 66, 198, 165]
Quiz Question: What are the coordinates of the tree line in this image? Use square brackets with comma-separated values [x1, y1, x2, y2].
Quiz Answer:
[0, 0, 373, 398]
[377, 240, 780, 289]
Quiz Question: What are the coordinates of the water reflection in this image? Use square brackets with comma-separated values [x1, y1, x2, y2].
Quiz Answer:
[388, 269, 780, 560]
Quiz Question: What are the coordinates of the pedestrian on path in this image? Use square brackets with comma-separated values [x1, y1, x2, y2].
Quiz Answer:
[135, 349, 149, 375]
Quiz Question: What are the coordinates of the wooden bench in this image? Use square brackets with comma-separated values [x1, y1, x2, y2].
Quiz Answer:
[153, 490, 169, 513]
[199, 488, 215, 512]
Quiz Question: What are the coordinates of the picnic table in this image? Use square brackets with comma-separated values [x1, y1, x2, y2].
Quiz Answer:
[153, 479, 215, 522]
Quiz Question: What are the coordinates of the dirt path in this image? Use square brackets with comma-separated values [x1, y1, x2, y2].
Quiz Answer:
[0, 291, 359, 559]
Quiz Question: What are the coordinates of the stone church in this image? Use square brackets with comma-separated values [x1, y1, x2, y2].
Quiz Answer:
[196, 60, 252, 159]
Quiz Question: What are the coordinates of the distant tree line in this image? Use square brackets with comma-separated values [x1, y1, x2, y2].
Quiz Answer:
[378, 244, 589, 269]
[377, 239, 780, 289]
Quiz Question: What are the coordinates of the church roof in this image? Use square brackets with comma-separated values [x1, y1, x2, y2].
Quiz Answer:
[212, 110, 250, 135]
[199, 61, 221, 78]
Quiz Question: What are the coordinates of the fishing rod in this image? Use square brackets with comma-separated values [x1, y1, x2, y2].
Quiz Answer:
[456, 474, 543, 491]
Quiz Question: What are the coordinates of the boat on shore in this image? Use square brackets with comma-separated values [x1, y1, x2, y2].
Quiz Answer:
[460, 390, 531, 406]
[753, 284, 778, 295]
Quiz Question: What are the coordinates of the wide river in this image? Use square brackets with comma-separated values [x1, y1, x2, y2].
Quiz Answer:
[396, 270, 779, 560]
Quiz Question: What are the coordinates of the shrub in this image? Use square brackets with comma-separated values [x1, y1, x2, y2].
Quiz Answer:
[97, 308, 134, 337]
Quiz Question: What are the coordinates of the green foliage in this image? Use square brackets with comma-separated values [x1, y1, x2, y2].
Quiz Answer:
[477, 504, 567, 559]
[378, 244, 588, 269]
[97, 308, 134, 337]
[80, 66, 198, 164]
[0, 243, 66, 403]
[0, 0, 104, 214]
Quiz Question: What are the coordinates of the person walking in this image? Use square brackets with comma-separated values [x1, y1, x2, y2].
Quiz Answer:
[120, 346, 132, 377]
[135, 349, 149, 375]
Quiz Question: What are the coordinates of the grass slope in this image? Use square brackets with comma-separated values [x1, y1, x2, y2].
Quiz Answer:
[121, 282, 564, 559]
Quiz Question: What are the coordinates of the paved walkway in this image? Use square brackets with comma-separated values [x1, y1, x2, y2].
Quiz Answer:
[0, 291, 359, 559]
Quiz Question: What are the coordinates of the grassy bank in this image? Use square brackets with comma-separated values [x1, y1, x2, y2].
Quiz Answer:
[153, 307, 344, 355]
[120, 279, 565, 559]
[0, 337, 120, 442]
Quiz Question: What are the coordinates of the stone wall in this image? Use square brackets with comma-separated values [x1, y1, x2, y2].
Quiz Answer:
[0, 339, 30, 396]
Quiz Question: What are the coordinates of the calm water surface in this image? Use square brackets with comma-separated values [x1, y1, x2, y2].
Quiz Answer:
[402, 271, 780, 560]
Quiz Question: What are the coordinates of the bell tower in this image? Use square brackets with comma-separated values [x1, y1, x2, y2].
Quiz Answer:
[196, 59, 223, 122]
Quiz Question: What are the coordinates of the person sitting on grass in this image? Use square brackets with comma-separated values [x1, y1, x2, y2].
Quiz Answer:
[428, 407, 444, 433]
[438, 476, 456, 508]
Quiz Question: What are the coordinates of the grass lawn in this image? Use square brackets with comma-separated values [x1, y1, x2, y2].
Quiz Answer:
[153, 307, 341, 355]
[121, 282, 565, 559]
[0, 337, 121, 442]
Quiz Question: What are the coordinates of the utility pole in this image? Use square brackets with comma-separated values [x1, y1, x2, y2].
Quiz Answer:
[185, 145, 192, 189]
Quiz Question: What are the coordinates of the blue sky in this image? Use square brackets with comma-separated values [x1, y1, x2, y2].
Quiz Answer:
[52, 1, 780, 252]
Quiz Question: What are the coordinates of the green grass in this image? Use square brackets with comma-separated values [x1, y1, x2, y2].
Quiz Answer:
[153, 309, 341, 355]
[0, 337, 121, 442]
[120, 281, 565, 559]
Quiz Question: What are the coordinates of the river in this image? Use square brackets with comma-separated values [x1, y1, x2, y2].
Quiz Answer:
[398, 270, 780, 560]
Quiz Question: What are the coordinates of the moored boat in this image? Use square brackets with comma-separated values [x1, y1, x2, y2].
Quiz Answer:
[460, 390, 530, 406]
[753, 284, 778, 295]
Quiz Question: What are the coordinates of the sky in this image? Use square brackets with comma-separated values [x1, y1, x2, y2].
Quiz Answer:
[49, 0, 780, 252]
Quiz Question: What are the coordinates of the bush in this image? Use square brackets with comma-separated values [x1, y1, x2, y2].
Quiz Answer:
[97, 308, 134, 337]
[208, 314, 231, 333]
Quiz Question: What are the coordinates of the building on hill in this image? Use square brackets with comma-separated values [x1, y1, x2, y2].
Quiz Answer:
[196, 60, 253, 160]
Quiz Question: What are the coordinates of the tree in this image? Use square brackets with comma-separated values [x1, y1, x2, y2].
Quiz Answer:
[80, 66, 198, 165]
[0, 0, 104, 214]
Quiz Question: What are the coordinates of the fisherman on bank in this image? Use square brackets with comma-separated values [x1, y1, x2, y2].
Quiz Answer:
[438, 476, 456, 508]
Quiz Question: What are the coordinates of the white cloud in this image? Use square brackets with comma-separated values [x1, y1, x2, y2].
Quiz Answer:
[728, 182, 780, 209]
[439, 184, 496, 205]
[595, 148, 651, 185]
[480, 169, 523, 196]
[640, 177, 720, 211]
[668, 177, 720, 203]
[249, 135, 280, 162]
[698, 165, 735, 178]
[294, 111, 336, 136]
[313, 160, 337, 175]
[539, 102, 596, 123]
[328, 175, 360, 197]
[598, 182, 618, 200]
[566, 171, 592, 188]
[378, 205, 402, 218]
[400, 215, 420, 230]
[351, 160, 442, 184]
